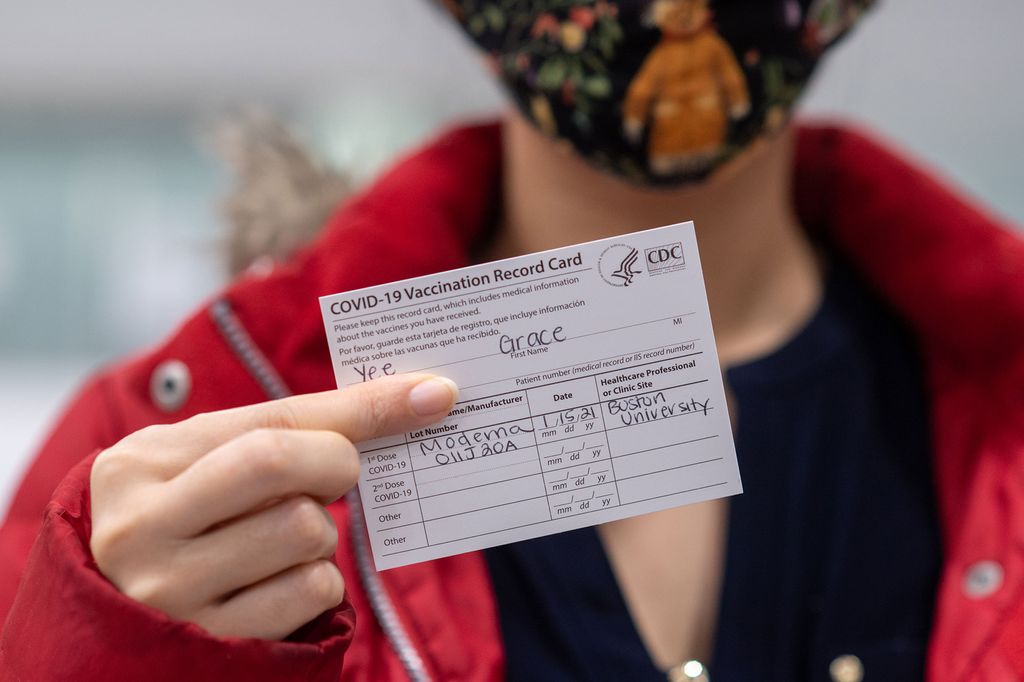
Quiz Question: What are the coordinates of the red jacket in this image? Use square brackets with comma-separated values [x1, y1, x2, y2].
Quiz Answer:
[1, 122, 1023, 681]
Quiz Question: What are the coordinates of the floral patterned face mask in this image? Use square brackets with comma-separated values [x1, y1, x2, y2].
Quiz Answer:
[442, 0, 873, 186]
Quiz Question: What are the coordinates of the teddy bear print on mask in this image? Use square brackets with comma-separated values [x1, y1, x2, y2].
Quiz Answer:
[622, 0, 750, 177]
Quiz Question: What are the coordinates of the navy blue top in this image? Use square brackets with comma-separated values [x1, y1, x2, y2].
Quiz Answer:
[484, 260, 942, 681]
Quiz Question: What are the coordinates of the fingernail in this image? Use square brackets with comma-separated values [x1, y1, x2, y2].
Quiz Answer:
[409, 377, 458, 416]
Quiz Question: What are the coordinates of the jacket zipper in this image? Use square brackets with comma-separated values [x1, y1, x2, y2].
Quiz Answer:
[347, 487, 432, 682]
[209, 298, 432, 682]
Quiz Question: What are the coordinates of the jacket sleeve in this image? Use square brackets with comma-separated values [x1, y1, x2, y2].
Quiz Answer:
[0, 373, 355, 681]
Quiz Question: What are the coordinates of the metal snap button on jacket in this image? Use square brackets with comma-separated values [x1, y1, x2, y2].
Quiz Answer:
[150, 359, 192, 413]
[963, 560, 1004, 598]
[829, 654, 864, 682]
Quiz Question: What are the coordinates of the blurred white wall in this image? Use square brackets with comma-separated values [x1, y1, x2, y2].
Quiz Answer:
[1, 0, 1022, 506]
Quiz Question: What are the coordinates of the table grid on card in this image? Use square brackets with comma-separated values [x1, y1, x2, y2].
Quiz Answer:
[358, 349, 732, 563]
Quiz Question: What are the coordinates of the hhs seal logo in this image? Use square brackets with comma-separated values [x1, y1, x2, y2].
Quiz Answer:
[598, 244, 643, 287]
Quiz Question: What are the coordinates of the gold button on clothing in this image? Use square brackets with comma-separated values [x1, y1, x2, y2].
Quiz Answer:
[829, 654, 864, 682]
[667, 659, 710, 682]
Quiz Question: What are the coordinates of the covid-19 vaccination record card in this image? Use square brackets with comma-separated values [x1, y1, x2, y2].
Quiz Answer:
[320, 222, 742, 570]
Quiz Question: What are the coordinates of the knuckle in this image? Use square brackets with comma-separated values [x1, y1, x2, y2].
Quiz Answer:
[352, 387, 390, 438]
[95, 423, 183, 488]
[287, 498, 332, 557]
[303, 560, 345, 608]
[118, 423, 166, 450]
[248, 427, 290, 453]
[244, 432, 292, 480]
[189, 606, 242, 640]
[187, 607, 223, 638]
[330, 434, 360, 489]
[90, 515, 144, 568]
[123, 573, 177, 613]
[258, 398, 302, 432]
[322, 429, 350, 453]
[181, 411, 215, 435]
[90, 450, 123, 491]
[91, 446, 141, 488]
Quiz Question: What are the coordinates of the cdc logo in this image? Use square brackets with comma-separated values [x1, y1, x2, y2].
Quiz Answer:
[644, 242, 685, 275]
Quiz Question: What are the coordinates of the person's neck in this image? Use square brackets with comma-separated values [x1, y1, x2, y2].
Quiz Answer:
[492, 113, 823, 365]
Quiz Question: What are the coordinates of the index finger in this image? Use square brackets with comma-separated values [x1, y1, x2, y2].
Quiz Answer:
[175, 373, 458, 458]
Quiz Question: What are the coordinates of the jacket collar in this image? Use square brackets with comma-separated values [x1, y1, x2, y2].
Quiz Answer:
[792, 124, 1024, 368]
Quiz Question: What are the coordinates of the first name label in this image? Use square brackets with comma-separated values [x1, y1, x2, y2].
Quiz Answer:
[319, 222, 742, 570]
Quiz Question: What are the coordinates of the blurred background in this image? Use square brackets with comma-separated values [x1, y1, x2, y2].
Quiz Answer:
[1, 0, 1022, 506]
